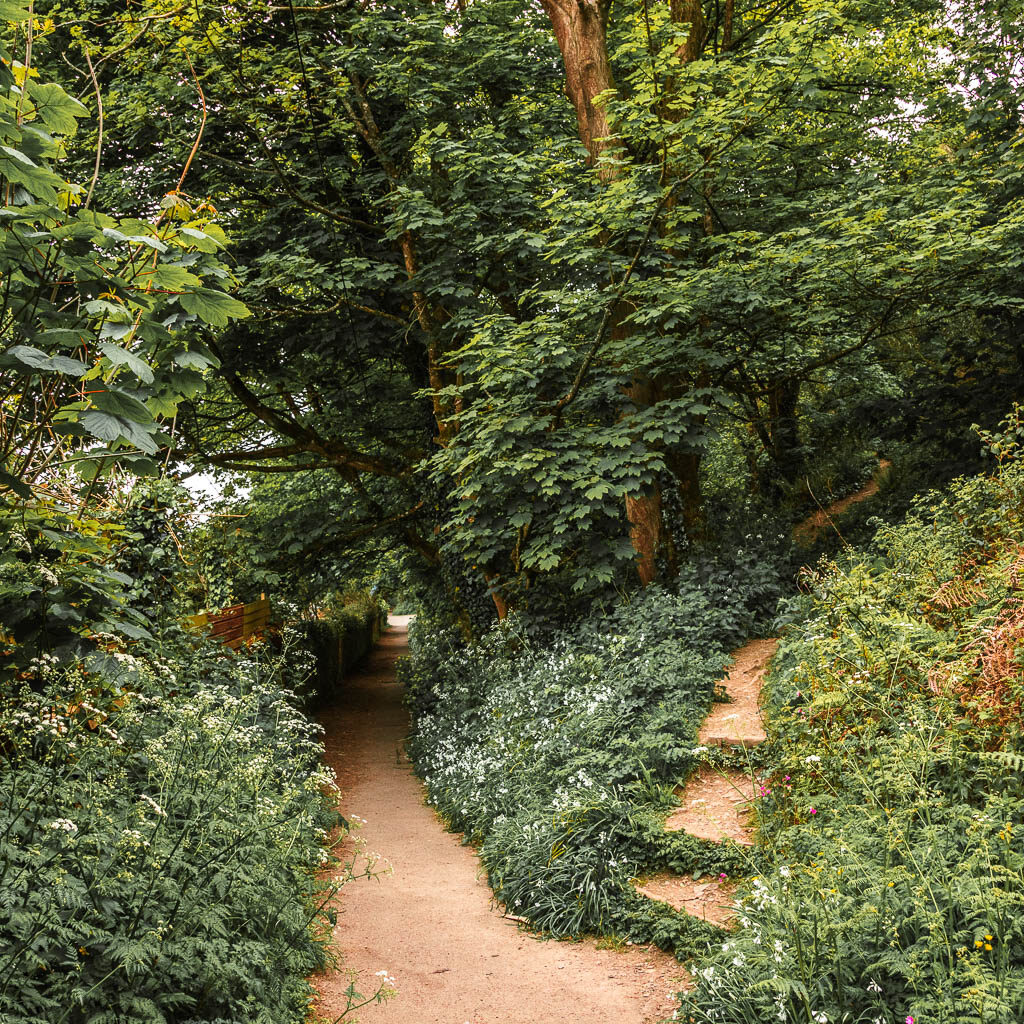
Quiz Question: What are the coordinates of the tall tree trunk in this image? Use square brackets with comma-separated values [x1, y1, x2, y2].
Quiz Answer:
[542, 0, 667, 585]
[669, 0, 705, 63]
[767, 379, 803, 490]
[666, 448, 704, 540]
[540, 0, 616, 169]
[623, 373, 665, 583]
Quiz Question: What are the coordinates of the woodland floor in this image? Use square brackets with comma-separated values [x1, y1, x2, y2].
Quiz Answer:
[311, 463, 889, 1023]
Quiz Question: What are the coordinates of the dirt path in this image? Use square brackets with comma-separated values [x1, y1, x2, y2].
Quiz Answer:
[636, 459, 892, 926]
[312, 617, 688, 1024]
[698, 638, 776, 748]
[313, 462, 892, 1018]
[793, 459, 892, 545]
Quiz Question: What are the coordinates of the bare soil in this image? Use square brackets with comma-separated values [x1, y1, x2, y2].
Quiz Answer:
[664, 766, 757, 846]
[311, 617, 689, 1024]
[699, 638, 776, 748]
[634, 874, 737, 927]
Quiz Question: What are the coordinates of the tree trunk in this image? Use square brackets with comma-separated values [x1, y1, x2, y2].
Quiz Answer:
[540, 0, 616, 168]
[625, 489, 663, 584]
[767, 379, 803, 487]
[669, 0, 706, 63]
[542, 0, 668, 585]
[666, 449, 704, 541]
[483, 571, 510, 620]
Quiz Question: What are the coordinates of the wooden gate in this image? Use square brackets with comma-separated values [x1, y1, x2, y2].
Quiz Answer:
[186, 596, 271, 649]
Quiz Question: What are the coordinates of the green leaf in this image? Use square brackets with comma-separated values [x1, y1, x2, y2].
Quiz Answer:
[1, 344, 88, 376]
[0, 468, 32, 498]
[80, 410, 126, 443]
[146, 391, 182, 419]
[0, 144, 37, 167]
[149, 263, 203, 292]
[0, 1, 30, 20]
[178, 226, 223, 252]
[28, 81, 88, 135]
[80, 411, 158, 454]
[0, 146, 61, 203]
[172, 348, 218, 370]
[97, 618, 153, 641]
[127, 233, 168, 252]
[90, 387, 154, 423]
[99, 342, 155, 384]
[117, 419, 160, 455]
[178, 287, 250, 327]
[99, 321, 135, 341]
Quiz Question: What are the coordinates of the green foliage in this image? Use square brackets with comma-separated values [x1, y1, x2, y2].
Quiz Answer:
[681, 413, 1024, 1023]
[0, 42, 246, 496]
[0, 629, 347, 1024]
[0, 500, 151, 673]
[25, 0, 1019, 622]
[404, 572, 773, 955]
[0, 10, 248, 666]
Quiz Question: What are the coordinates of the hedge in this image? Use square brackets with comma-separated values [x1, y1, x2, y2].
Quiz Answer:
[296, 592, 387, 707]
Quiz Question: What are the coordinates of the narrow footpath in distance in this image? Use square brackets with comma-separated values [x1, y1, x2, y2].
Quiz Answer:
[312, 616, 687, 1024]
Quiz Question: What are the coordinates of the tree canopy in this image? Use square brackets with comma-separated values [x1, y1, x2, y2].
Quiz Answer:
[7, 0, 1022, 626]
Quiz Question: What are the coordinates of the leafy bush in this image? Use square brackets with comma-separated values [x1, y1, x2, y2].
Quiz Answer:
[680, 421, 1024, 1023]
[0, 503, 152, 674]
[0, 629, 347, 1024]
[404, 572, 775, 955]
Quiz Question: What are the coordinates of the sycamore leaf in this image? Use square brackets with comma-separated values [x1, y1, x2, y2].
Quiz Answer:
[80, 411, 158, 454]
[1, 344, 88, 376]
[99, 321, 135, 341]
[0, 468, 32, 498]
[127, 233, 168, 251]
[0, 1, 30, 19]
[149, 263, 203, 292]
[99, 342, 154, 384]
[178, 287, 250, 327]
[178, 226, 223, 252]
[0, 146, 61, 203]
[146, 390, 182, 419]
[90, 387, 153, 423]
[80, 410, 127, 443]
[117, 418, 160, 454]
[172, 348, 218, 370]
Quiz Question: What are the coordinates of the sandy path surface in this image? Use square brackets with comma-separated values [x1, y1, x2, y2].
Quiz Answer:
[312, 617, 688, 1024]
[699, 638, 776, 748]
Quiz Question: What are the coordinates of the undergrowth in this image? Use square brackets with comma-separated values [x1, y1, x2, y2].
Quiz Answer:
[0, 630, 362, 1024]
[680, 412, 1024, 1023]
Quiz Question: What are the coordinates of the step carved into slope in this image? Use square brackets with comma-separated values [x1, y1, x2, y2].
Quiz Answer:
[633, 874, 737, 927]
[665, 767, 757, 846]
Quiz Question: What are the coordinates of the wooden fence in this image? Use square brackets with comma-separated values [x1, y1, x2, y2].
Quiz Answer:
[186, 596, 271, 650]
